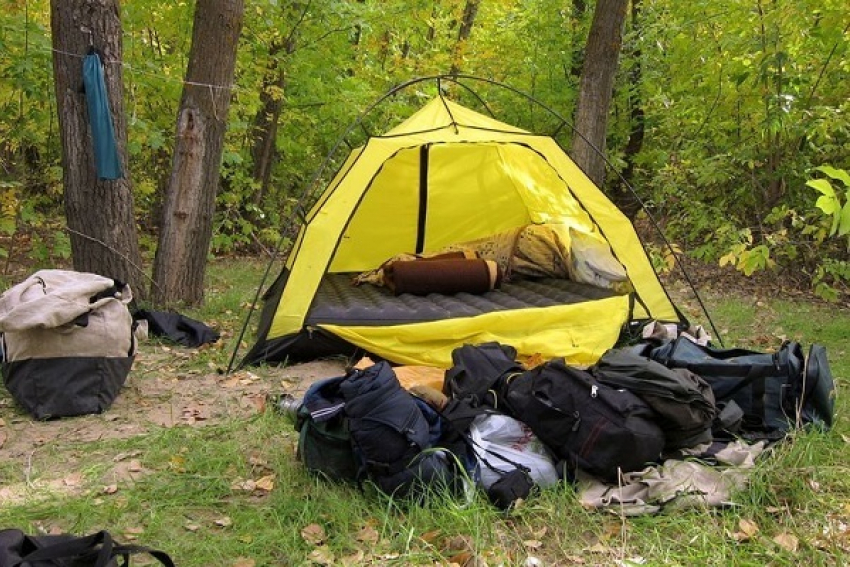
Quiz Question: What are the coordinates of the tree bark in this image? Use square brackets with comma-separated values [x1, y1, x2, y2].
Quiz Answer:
[250, 3, 306, 206]
[570, 0, 629, 188]
[151, 0, 244, 306]
[449, 0, 481, 76]
[50, 0, 145, 297]
[617, 0, 645, 220]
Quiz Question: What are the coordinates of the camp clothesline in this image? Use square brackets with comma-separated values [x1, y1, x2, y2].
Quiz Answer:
[49, 47, 238, 92]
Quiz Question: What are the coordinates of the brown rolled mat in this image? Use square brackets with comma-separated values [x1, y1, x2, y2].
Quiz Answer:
[385, 258, 502, 296]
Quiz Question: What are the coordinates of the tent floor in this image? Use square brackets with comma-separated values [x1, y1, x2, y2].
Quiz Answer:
[306, 273, 622, 326]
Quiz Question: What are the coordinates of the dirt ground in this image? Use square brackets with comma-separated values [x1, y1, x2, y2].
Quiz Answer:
[0, 342, 347, 505]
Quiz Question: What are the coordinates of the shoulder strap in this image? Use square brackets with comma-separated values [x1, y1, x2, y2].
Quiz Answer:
[112, 544, 176, 567]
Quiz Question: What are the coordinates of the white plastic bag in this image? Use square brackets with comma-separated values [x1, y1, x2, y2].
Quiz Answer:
[469, 414, 559, 489]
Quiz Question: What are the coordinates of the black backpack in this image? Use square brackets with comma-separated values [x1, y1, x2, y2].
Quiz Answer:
[0, 529, 174, 567]
[591, 349, 717, 450]
[339, 362, 457, 498]
[646, 338, 834, 437]
[500, 358, 665, 482]
[442, 342, 525, 405]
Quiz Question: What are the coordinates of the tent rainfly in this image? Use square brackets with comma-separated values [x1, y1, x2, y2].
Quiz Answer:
[242, 95, 684, 369]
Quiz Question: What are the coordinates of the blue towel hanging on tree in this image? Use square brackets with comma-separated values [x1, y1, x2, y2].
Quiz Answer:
[82, 50, 123, 180]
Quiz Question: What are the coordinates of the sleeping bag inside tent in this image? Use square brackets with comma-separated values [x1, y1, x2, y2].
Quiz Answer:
[242, 96, 683, 369]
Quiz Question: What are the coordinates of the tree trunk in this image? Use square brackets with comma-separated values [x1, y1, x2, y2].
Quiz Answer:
[250, 3, 306, 206]
[617, 0, 645, 220]
[50, 0, 145, 298]
[449, 0, 481, 76]
[570, 0, 629, 188]
[151, 0, 244, 306]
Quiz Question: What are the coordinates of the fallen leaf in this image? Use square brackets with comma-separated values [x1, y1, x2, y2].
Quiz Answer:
[523, 540, 543, 550]
[184, 523, 200, 532]
[255, 474, 275, 492]
[231, 479, 256, 492]
[356, 525, 379, 544]
[128, 460, 143, 472]
[232, 558, 256, 567]
[103, 484, 119, 494]
[63, 473, 83, 487]
[773, 532, 799, 552]
[307, 546, 335, 566]
[447, 551, 473, 565]
[731, 518, 760, 542]
[339, 549, 365, 566]
[215, 516, 233, 528]
[301, 523, 326, 545]
[443, 534, 474, 553]
[739, 519, 759, 538]
[420, 529, 442, 544]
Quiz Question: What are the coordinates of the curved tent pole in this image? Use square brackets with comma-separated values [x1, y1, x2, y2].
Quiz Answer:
[227, 75, 720, 374]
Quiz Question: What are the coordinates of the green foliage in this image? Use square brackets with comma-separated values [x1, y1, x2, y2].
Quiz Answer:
[1, 0, 847, 299]
[808, 165, 850, 239]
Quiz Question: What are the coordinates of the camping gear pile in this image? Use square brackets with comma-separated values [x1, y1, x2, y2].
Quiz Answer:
[292, 334, 835, 511]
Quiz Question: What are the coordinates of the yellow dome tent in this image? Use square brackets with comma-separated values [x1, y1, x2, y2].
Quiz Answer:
[240, 92, 684, 369]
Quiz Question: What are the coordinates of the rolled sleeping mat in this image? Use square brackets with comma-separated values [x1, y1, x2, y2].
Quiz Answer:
[385, 258, 502, 296]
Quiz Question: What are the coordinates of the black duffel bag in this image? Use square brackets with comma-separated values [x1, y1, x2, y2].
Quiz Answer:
[500, 358, 665, 482]
[647, 337, 834, 437]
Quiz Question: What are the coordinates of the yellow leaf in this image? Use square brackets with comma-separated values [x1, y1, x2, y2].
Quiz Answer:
[255, 474, 275, 492]
[773, 532, 799, 552]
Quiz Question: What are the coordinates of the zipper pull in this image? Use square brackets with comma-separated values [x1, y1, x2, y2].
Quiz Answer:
[572, 411, 581, 431]
[591, 385, 598, 398]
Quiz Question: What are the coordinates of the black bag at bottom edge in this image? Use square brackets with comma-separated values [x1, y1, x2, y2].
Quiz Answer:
[0, 529, 174, 567]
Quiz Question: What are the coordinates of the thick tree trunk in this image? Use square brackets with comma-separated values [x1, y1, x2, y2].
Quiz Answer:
[570, 0, 629, 188]
[151, 0, 244, 306]
[50, 0, 145, 298]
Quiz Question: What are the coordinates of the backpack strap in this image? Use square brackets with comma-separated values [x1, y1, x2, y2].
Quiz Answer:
[111, 543, 176, 567]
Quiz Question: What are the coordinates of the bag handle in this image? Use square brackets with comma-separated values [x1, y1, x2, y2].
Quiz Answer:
[112, 544, 176, 567]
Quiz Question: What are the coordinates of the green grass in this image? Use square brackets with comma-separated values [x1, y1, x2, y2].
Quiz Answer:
[1, 260, 848, 566]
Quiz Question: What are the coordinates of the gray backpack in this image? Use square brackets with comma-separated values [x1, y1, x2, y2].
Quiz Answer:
[0, 270, 135, 419]
[591, 349, 718, 450]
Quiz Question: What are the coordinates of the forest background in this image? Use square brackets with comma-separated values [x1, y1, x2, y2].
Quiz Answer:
[0, 0, 848, 303]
